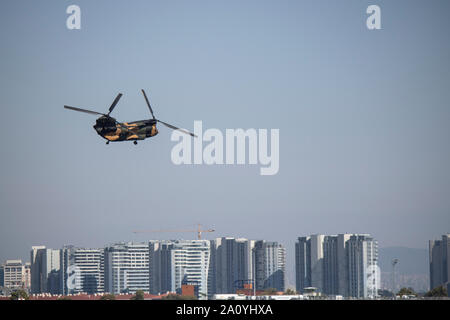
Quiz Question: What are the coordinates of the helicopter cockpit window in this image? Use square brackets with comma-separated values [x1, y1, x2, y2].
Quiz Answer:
[98, 118, 114, 126]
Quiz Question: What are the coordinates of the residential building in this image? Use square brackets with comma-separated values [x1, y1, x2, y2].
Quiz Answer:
[210, 237, 254, 294]
[429, 234, 450, 290]
[295, 235, 324, 293]
[60, 246, 104, 294]
[104, 242, 149, 294]
[254, 241, 286, 292]
[0, 265, 4, 287]
[73, 248, 104, 294]
[310, 235, 324, 292]
[2, 260, 25, 290]
[323, 234, 351, 296]
[347, 234, 379, 298]
[30, 246, 45, 294]
[296, 234, 379, 298]
[295, 236, 311, 293]
[149, 240, 211, 299]
[30, 246, 60, 294]
[60, 245, 76, 295]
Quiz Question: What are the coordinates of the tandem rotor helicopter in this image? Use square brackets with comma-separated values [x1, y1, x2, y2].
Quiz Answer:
[64, 89, 197, 145]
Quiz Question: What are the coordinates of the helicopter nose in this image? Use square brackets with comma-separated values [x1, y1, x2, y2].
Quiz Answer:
[93, 124, 102, 134]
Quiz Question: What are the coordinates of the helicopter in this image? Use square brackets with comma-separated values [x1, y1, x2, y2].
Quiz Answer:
[64, 89, 196, 145]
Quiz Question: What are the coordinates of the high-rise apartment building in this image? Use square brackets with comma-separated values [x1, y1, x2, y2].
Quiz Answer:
[104, 242, 149, 294]
[347, 234, 379, 298]
[210, 237, 254, 294]
[0, 265, 4, 287]
[30, 246, 45, 294]
[60, 246, 104, 294]
[30, 246, 60, 294]
[310, 235, 324, 292]
[323, 234, 351, 296]
[73, 248, 104, 294]
[60, 245, 75, 295]
[429, 234, 450, 290]
[149, 240, 211, 299]
[254, 241, 286, 292]
[149, 240, 172, 295]
[296, 234, 378, 298]
[295, 235, 325, 293]
[295, 236, 311, 293]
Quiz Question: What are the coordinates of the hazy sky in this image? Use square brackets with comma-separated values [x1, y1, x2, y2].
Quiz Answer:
[1, 0, 449, 286]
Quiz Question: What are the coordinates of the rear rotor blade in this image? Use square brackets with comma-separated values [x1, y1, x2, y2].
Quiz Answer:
[141, 89, 155, 119]
[107, 93, 123, 115]
[64, 105, 106, 116]
[157, 120, 197, 137]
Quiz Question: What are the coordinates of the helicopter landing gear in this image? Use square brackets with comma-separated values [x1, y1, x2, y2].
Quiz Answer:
[134, 141, 138, 145]
[106, 141, 110, 145]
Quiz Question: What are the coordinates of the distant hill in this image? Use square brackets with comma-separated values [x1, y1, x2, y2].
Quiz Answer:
[378, 247, 428, 275]
[378, 247, 429, 292]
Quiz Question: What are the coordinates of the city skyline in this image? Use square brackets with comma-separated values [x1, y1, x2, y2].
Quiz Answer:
[9, 237, 288, 299]
[2, 233, 449, 297]
[6, 233, 373, 292]
[0, 231, 438, 291]
[0, 227, 439, 287]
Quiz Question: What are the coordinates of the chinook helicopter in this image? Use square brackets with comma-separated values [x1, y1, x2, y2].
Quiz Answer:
[64, 89, 196, 145]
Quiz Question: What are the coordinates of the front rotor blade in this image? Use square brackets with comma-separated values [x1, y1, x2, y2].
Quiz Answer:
[64, 105, 105, 116]
[108, 93, 123, 115]
[157, 120, 197, 137]
[141, 89, 155, 119]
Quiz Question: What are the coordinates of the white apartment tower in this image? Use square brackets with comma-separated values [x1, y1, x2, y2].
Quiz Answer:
[254, 241, 286, 292]
[104, 242, 149, 294]
[296, 234, 379, 298]
[347, 234, 379, 298]
[310, 235, 324, 292]
[149, 240, 211, 299]
[30, 246, 60, 294]
[60, 248, 104, 294]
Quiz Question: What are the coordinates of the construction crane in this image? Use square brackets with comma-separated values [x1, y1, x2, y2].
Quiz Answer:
[132, 224, 215, 240]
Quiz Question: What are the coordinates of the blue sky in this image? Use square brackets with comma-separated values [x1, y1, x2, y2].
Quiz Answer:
[1, 1, 449, 285]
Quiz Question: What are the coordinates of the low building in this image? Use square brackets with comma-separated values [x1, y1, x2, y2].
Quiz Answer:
[1, 260, 30, 291]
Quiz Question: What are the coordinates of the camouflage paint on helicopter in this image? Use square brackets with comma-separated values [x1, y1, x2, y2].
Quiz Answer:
[65, 90, 195, 145]
[93, 116, 158, 142]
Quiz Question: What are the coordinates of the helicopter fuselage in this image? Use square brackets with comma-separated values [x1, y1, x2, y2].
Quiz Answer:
[65, 89, 196, 143]
[93, 116, 158, 142]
